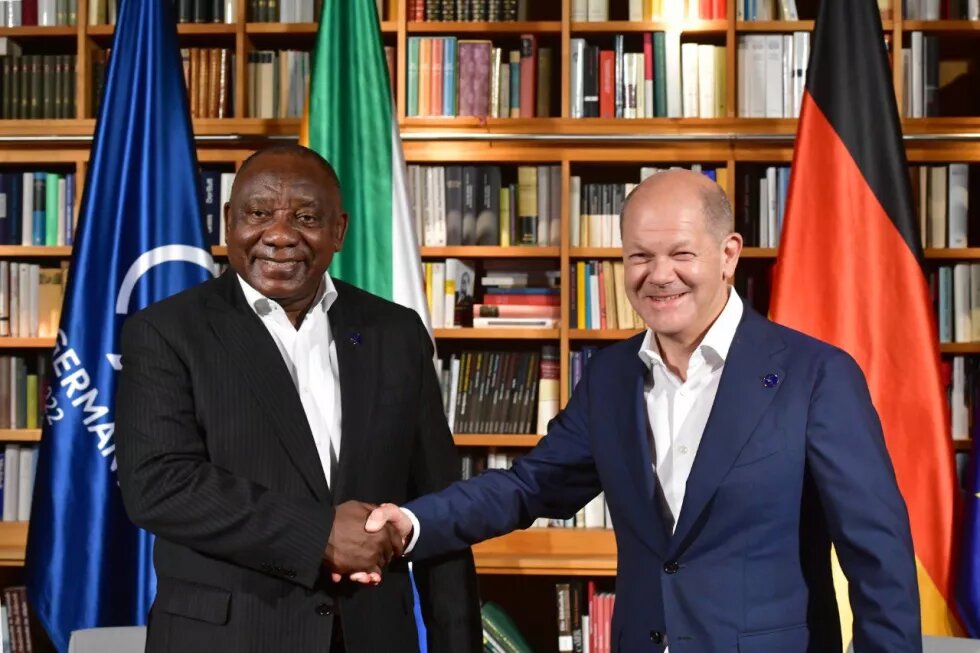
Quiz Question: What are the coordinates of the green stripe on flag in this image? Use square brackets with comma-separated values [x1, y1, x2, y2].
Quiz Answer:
[306, 0, 394, 300]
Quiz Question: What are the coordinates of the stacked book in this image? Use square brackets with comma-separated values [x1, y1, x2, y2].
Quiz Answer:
[573, 0, 727, 21]
[182, 48, 234, 119]
[910, 164, 973, 249]
[247, 50, 307, 119]
[737, 33, 810, 119]
[422, 258, 475, 328]
[0, 263, 65, 338]
[1, 445, 37, 522]
[735, 165, 790, 248]
[409, 0, 529, 21]
[1, 0, 77, 25]
[571, 260, 644, 330]
[0, 49, 78, 120]
[478, 265, 560, 328]
[0, 172, 77, 246]
[199, 168, 235, 245]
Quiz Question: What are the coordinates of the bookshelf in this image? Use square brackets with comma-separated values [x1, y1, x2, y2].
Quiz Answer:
[1, 0, 978, 648]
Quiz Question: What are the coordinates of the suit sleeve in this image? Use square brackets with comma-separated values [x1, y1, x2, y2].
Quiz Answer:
[804, 350, 922, 653]
[406, 318, 482, 653]
[404, 335, 602, 562]
[115, 314, 333, 590]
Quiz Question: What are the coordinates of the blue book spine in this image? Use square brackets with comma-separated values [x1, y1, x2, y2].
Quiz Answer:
[32, 172, 45, 246]
[200, 170, 220, 245]
[443, 37, 457, 117]
[509, 58, 520, 115]
[65, 174, 75, 246]
[585, 261, 593, 329]
[9, 173, 20, 246]
[0, 175, 8, 245]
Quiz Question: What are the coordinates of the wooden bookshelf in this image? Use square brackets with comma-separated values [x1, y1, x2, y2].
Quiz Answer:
[0, 1, 975, 634]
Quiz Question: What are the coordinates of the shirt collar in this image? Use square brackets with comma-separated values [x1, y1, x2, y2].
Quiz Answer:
[637, 288, 744, 371]
[237, 272, 339, 320]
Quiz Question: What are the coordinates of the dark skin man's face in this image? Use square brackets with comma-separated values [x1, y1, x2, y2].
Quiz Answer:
[223, 153, 348, 325]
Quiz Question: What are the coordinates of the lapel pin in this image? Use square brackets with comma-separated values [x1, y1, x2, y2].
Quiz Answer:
[349, 331, 362, 346]
[762, 373, 779, 388]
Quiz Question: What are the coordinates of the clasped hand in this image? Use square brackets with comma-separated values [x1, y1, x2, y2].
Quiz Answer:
[322, 501, 413, 585]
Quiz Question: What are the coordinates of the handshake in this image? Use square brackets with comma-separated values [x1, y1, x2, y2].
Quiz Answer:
[322, 501, 413, 585]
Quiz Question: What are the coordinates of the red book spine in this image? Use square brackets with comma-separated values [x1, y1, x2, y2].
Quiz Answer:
[519, 34, 537, 117]
[22, 0, 38, 25]
[599, 50, 614, 118]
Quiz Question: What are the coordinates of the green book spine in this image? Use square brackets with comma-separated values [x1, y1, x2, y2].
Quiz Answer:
[42, 56, 54, 119]
[407, 37, 420, 117]
[653, 31, 667, 117]
[25, 374, 37, 430]
[45, 173, 58, 246]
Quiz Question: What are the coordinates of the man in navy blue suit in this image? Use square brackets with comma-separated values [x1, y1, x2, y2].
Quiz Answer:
[363, 168, 921, 652]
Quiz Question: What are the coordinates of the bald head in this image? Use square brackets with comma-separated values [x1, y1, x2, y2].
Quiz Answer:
[620, 169, 733, 242]
[234, 144, 342, 202]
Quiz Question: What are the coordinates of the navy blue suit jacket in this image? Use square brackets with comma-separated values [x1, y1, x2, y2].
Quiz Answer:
[405, 307, 921, 653]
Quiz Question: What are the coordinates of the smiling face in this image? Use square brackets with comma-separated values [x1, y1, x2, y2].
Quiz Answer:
[224, 151, 348, 313]
[622, 170, 741, 350]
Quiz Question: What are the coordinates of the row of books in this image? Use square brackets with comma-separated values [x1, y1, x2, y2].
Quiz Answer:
[436, 347, 558, 435]
[737, 33, 809, 119]
[481, 601, 533, 653]
[912, 164, 972, 249]
[570, 36, 725, 119]
[0, 586, 31, 653]
[409, 165, 562, 247]
[904, 0, 979, 19]
[0, 52, 78, 121]
[556, 581, 616, 653]
[736, 165, 790, 248]
[174, 0, 237, 23]
[933, 263, 980, 345]
[182, 48, 233, 119]
[0, 172, 77, 247]
[737, 0, 798, 20]
[246, 0, 315, 23]
[0, 355, 49, 431]
[406, 36, 553, 118]
[423, 258, 474, 328]
[571, 260, 645, 330]
[0, 264, 65, 338]
[200, 169, 234, 245]
[570, 166, 724, 247]
[0, 0, 75, 26]
[1, 445, 36, 523]
[247, 50, 309, 119]
[408, 0, 528, 21]
[904, 33, 939, 119]
[574, 0, 727, 21]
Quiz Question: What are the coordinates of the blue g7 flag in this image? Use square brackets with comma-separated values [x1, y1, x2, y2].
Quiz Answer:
[24, 0, 215, 649]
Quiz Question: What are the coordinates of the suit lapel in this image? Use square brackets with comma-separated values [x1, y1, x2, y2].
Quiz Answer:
[668, 309, 786, 554]
[327, 287, 378, 503]
[204, 271, 332, 504]
[609, 344, 669, 559]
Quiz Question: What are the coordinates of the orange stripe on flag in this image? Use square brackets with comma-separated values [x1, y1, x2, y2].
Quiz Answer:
[771, 93, 963, 633]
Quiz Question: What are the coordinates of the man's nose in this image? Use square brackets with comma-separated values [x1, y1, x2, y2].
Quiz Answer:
[262, 213, 300, 246]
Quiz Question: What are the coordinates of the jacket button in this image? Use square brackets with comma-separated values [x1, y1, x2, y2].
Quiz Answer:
[316, 603, 333, 616]
[286, 570, 296, 578]
[649, 630, 663, 644]
[663, 561, 679, 574]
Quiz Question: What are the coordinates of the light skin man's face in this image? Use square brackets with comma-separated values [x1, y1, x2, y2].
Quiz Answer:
[223, 153, 348, 317]
[622, 177, 742, 351]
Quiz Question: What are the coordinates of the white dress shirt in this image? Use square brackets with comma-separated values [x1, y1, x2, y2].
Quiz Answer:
[238, 273, 343, 489]
[637, 289, 743, 534]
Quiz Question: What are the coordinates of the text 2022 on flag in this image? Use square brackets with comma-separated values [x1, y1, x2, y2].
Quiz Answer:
[24, 0, 214, 649]
[770, 0, 965, 647]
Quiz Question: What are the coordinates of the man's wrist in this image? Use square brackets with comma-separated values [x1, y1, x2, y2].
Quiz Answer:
[401, 507, 421, 554]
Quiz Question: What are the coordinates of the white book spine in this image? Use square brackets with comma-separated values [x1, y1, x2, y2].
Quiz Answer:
[747, 36, 767, 118]
[27, 264, 37, 338]
[572, 0, 587, 21]
[435, 166, 446, 246]
[634, 53, 646, 119]
[681, 42, 700, 118]
[952, 356, 969, 439]
[20, 173, 31, 247]
[793, 32, 809, 117]
[587, 0, 608, 21]
[764, 34, 784, 118]
[15, 445, 32, 521]
[697, 44, 714, 119]
[0, 262, 7, 338]
[629, 0, 642, 20]
[623, 53, 637, 119]
[2, 444, 18, 521]
[971, 264, 980, 342]
[737, 36, 748, 117]
[947, 163, 969, 248]
[766, 167, 777, 247]
[781, 35, 793, 118]
[8, 264, 16, 338]
[571, 39, 585, 119]
[759, 177, 769, 247]
[570, 176, 581, 247]
[971, 0, 980, 19]
[665, 30, 683, 118]
[954, 263, 972, 343]
[929, 165, 947, 248]
[911, 32, 923, 118]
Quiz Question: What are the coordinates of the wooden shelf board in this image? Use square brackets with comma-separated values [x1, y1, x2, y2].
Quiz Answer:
[0, 522, 27, 566]
[940, 343, 980, 353]
[407, 21, 562, 34]
[474, 554, 617, 575]
[246, 22, 317, 34]
[421, 246, 560, 258]
[736, 19, 815, 31]
[397, 117, 799, 137]
[472, 529, 616, 575]
[0, 430, 41, 443]
[453, 434, 543, 447]
[903, 20, 980, 32]
[571, 19, 727, 33]
[0, 246, 72, 257]
[434, 328, 559, 339]
[0, 338, 56, 349]
[569, 329, 643, 340]
[924, 248, 980, 259]
[0, 25, 76, 37]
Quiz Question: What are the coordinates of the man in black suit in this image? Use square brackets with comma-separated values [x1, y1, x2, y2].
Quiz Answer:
[115, 144, 482, 652]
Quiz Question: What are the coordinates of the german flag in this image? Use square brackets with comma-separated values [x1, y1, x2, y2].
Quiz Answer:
[769, 0, 965, 643]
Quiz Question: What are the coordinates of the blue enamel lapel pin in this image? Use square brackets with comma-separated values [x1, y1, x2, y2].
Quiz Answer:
[762, 373, 779, 388]
[349, 331, 362, 346]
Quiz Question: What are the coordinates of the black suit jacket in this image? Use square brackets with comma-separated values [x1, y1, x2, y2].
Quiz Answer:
[115, 270, 482, 653]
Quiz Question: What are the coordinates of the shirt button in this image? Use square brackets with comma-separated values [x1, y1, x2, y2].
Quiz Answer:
[649, 630, 664, 644]
[316, 603, 333, 616]
[678, 445, 689, 455]
[664, 561, 680, 574]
